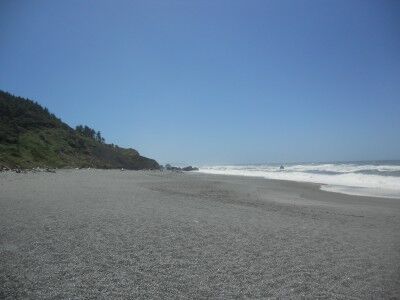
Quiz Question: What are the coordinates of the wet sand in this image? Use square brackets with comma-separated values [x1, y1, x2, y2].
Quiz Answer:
[1, 170, 399, 299]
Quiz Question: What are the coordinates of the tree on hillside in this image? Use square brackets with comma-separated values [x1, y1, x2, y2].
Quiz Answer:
[75, 125, 105, 143]
[76, 125, 83, 133]
[96, 131, 105, 143]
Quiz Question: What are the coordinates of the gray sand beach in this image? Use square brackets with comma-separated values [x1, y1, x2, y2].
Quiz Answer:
[1, 170, 399, 299]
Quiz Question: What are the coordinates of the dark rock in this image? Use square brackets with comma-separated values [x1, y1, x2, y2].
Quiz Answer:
[165, 164, 199, 172]
[182, 166, 199, 171]
[165, 164, 183, 172]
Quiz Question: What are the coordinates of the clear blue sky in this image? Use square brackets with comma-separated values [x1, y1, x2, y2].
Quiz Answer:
[1, 0, 399, 165]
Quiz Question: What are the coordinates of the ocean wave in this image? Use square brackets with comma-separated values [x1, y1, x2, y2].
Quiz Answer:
[198, 163, 400, 199]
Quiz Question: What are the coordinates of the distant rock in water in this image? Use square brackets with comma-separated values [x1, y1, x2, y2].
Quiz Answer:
[164, 164, 199, 172]
[165, 164, 180, 171]
[182, 166, 199, 171]
[280, 165, 284, 170]
[0, 90, 160, 170]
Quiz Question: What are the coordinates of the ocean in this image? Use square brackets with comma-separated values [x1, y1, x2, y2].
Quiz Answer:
[198, 160, 400, 199]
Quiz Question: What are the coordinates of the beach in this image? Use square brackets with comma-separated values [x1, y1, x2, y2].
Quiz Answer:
[1, 170, 399, 299]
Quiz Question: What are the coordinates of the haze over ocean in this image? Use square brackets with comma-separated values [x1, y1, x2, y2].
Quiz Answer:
[1, 1, 399, 165]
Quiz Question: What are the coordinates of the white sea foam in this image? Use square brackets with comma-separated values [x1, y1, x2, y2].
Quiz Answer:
[198, 163, 400, 199]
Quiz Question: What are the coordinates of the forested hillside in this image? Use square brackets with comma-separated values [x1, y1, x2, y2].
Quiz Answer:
[0, 90, 159, 170]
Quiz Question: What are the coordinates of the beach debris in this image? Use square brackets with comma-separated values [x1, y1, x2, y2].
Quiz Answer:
[0, 165, 11, 172]
[8, 166, 57, 173]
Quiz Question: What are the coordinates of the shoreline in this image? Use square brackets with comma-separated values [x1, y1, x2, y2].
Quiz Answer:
[3, 166, 400, 199]
[196, 169, 400, 199]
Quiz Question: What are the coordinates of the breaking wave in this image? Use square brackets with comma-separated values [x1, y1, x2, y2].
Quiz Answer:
[198, 161, 400, 199]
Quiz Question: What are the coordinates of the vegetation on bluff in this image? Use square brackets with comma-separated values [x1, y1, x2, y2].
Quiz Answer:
[0, 90, 159, 169]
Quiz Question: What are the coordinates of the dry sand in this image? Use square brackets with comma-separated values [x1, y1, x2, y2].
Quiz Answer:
[1, 170, 399, 299]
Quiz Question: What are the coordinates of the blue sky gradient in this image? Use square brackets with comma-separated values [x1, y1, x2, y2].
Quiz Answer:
[1, 0, 399, 164]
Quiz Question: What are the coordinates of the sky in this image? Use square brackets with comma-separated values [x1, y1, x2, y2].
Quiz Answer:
[1, 0, 399, 165]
